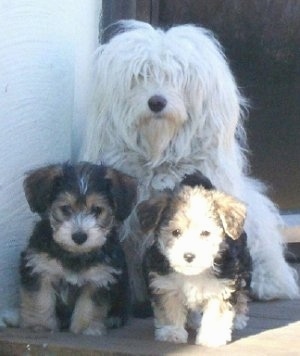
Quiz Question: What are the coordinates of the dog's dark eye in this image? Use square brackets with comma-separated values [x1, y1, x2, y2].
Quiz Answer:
[91, 206, 104, 217]
[200, 230, 210, 237]
[60, 205, 72, 216]
[172, 229, 181, 237]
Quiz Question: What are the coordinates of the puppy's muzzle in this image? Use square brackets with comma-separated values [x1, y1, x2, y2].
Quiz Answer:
[72, 232, 88, 245]
[183, 252, 195, 263]
[148, 95, 167, 113]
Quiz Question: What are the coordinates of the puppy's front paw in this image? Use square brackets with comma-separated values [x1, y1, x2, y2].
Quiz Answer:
[71, 320, 106, 336]
[82, 321, 106, 336]
[234, 314, 248, 330]
[0, 308, 20, 328]
[31, 324, 57, 333]
[155, 325, 188, 344]
[196, 329, 231, 347]
[21, 317, 58, 332]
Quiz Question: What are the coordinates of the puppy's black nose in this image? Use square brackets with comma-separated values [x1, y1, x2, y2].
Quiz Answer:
[184, 253, 195, 263]
[72, 232, 88, 245]
[148, 95, 167, 113]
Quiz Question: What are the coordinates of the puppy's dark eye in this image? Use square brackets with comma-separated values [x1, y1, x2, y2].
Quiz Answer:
[200, 230, 210, 237]
[60, 205, 72, 216]
[91, 206, 104, 217]
[172, 229, 181, 237]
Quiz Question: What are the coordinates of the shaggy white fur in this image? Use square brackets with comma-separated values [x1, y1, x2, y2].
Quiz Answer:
[81, 20, 299, 300]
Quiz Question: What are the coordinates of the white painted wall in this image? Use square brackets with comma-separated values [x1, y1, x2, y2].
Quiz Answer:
[0, 0, 101, 312]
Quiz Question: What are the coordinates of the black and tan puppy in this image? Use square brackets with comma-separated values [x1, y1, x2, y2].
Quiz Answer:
[137, 180, 251, 347]
[20, 162, 136, 335]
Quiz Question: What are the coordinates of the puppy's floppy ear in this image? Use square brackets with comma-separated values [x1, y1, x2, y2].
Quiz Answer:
[212, 191, 247, 240]
[23, 164, 64, 214]
[105, 168, 137, 221]
[136, 194, 170, 233]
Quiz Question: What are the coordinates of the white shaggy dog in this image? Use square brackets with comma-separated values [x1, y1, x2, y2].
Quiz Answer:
[81, 20, 299, 303]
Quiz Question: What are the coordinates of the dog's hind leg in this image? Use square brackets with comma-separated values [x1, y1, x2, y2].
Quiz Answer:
[20, 278, 58, 331]
[243, 182, 300, 300]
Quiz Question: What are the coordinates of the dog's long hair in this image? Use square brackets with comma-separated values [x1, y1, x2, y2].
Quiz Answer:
[84, 21, 247, 173]
[81, 20, 299, 300]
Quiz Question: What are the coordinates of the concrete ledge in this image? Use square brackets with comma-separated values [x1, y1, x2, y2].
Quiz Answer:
[1, 296, 300, 355]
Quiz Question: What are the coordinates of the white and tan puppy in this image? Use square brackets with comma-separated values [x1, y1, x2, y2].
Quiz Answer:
[137, 184, 251, 346]
[82, 20, 299, 304]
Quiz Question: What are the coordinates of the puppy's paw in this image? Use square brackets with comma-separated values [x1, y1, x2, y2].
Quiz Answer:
[0, 308, 20, 328]
[31, 324, 57, 333]
[20, 313, 58, 332]
[234, 314, 248, 330]
[196, 329, 231, 347]
[155, 325, 188, 344]
[74, 321, 106, 336]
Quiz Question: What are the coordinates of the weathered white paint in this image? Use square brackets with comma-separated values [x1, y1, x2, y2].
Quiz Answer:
[0, 0, 100, 312]
[72, 1, 101, 160]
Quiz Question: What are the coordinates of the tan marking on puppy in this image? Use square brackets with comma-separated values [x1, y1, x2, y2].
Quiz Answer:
[70, 285, 108, 335]
[156, 188, 227, 275]
[21, 162, 134, 334]
[138, 184, 249, 345]
[20, 278, 58, 331]
[23, 164, 63, 214]
[50, 193, 114, 254]
[25, 252, 120, 288]
[233, 292, 249, 330]
[211, 190, 247, 239]
[25, 252, 64, 281]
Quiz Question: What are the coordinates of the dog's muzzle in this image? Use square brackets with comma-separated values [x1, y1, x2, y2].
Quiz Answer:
[148, 95, 167, 113]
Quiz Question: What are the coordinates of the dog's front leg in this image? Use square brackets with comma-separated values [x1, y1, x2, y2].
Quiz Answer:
[152, 291, 188, 344]
[70, 285, 108, 335]
[196, 298, 234, 347]
[20, 277, 58, 331]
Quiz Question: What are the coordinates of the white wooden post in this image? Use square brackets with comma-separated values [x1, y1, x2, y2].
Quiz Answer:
[0, 0, 101, 315]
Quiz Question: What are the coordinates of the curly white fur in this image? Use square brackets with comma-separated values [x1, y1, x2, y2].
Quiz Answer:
[81, 20, 299, 300]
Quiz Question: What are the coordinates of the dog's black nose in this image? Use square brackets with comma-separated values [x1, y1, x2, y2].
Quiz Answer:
[72, 232, 88, 245]
[148, 95, 167, 113]
[184, 253, 195, 263]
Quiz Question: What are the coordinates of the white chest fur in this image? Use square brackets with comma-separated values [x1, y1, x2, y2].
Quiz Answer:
[25, 252, 120, 288]
[150, 270, 234, 309]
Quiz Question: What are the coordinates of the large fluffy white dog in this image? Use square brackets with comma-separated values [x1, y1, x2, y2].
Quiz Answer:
[82, 20, 299, 303]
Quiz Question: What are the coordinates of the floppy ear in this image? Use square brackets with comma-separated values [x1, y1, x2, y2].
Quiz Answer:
[136, 194, 170, 233]
[105, 168, 137, 221]
[23, 164, 64, 214]
[212, 191, 247, 240]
